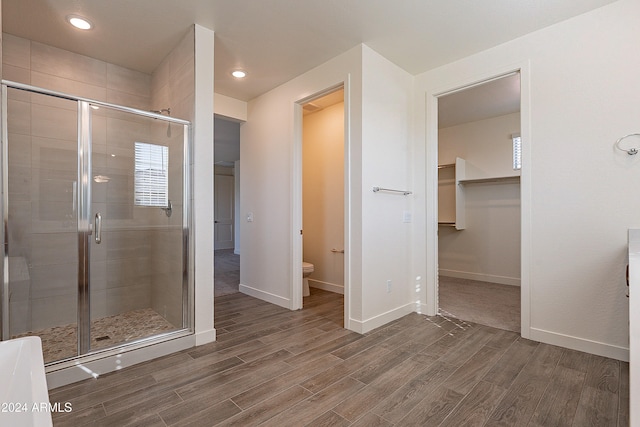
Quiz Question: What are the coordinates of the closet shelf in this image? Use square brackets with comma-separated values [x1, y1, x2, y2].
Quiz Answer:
[458, 175, 520, 185]
[437, 163, 455, 169]
[437, 157, 465, 230]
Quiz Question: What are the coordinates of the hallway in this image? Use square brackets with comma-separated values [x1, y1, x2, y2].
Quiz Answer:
[214, 249, 240, 297]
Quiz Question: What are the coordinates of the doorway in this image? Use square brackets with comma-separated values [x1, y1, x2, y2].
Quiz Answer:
[213, 116, 241, 297]
[294, 85, 347, 322]
[435, 72, 524, 333]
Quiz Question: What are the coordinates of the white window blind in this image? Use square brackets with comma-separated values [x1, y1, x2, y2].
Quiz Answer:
[134, 142, 169, 207]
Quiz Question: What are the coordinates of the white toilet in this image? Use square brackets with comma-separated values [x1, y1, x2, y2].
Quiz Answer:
[302, 262, 314, 297]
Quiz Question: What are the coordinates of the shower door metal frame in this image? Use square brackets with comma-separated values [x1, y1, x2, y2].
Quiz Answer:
[0, 80, 194, 365]
[1, 84, 8, 341]
[77, 100, 92, 355]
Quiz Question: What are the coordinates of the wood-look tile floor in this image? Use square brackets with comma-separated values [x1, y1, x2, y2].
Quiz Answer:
[439, 276, 521, 332]
[49, 289, 629, 426]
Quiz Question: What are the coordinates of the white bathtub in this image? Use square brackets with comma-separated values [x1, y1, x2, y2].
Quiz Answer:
[0, 337, 53, 427]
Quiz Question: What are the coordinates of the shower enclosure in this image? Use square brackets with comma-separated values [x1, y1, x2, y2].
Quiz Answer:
[0, 80, 192, 368]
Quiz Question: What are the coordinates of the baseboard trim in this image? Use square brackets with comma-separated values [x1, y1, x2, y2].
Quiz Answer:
[439, 269, 520, 287]
[239, 284, 290, 309]
[530, 327, 629, 362]
[349, 303, 415, 334]
[309, 279, 344, 295]
[195, 329, 216, 346]
[414, 302, 431, 316]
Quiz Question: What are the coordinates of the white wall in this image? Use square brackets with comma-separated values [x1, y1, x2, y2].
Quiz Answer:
[214, 93, 247, 122]
[193, 25, 215, 345]
[438, 113, 521, 286]
[416, 0, 640, 360]
[303, 102, 345, 293]
[359, 47, 414, 326]
[240, 45, 414, 332]
[238, 0, 639, 356]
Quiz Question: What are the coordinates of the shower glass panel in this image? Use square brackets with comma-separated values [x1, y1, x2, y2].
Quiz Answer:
[6, 88, 79, 363]
[89, 106, 184, 351]
[2, 81, 191, 366]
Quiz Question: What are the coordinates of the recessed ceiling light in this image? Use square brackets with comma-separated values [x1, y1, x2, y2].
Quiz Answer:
[232, 70, 246, 79]
[67, 15, 93, 30]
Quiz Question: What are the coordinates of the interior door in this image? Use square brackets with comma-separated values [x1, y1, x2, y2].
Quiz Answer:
[214, 174, 234, 250]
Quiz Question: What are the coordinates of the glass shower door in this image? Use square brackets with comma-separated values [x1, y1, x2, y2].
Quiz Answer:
[88, 105, 185, 351]
[5, 88, 80, 363]
[3, 81, 191, 364]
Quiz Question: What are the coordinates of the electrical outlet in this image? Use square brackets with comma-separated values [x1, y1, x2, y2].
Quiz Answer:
[403, 210, 412, 223]
[386, 280, 392, 293]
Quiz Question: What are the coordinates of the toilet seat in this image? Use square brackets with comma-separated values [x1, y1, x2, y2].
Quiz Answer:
[302, 262, 314, 274]
[302, 262, 314, 297]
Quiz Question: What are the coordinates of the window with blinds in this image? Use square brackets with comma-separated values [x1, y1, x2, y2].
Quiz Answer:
[134, 142, 169, 207]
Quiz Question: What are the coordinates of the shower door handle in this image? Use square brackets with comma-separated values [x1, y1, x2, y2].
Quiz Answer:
[94, 213, 102, 244]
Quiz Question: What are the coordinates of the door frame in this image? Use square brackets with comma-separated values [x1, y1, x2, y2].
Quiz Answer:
[292, 81, 350, 328]
[425, 62, 531, 338]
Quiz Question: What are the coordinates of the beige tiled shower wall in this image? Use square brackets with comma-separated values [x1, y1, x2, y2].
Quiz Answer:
[2, 32, 190, 334]
[149, 26, 194, 328]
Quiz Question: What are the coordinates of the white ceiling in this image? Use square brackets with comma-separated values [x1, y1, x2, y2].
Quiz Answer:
[2, 0, 617, 102]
